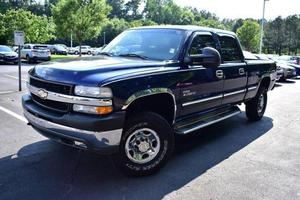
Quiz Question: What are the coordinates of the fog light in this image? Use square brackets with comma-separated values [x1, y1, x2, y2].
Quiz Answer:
[73, 104, 112, 115]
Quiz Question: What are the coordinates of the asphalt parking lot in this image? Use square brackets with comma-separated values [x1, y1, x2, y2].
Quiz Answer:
[0, 64, 299, 200]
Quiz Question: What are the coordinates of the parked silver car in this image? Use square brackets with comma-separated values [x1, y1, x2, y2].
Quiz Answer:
[20, 44, 51, 63]
[255, 54, 296, 81]
[0, 45, 18, 64]
[68, 45, 92, 55]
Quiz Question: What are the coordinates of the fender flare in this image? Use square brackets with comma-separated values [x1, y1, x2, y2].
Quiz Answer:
[122, 88, 177, 124]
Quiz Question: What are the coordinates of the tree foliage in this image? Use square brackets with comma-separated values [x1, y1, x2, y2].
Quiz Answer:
[52, 0, 111, 53]
[0, 0, 299, 55]
[237, 20, 260, 52]
[0, 9, 55, 44]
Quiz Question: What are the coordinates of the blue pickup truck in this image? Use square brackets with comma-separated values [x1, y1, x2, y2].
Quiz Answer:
[22, 26, 276, 176]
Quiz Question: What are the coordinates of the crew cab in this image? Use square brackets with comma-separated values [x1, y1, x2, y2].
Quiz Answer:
[22, 26, 276, 176]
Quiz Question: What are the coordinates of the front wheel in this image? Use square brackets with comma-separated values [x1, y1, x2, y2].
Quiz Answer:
[245, 88, 268, 121]
[113, 112, 174, 176]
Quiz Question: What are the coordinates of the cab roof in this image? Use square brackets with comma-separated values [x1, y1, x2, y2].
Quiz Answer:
[131, 25, 236, 37]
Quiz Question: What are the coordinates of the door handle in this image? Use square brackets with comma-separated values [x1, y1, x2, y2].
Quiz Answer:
[216, 70, 223, 79]
[239, 68, 245, 75]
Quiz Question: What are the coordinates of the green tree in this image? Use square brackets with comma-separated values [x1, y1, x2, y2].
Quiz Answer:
[0, 9, 55, 44]
[237, 20, 260, 52]
[107, 0, 126, 19]
[52, 0, 111, 56]
[101, 18, 129, 45]
[285, 15, 299, 54]
[124, 0, 143, 21]
[264, 16, 286, 55]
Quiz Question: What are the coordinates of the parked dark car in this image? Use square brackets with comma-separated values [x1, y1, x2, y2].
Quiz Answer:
[0, 45, 18, 64]
[47, 45, 68, 55]
[23, 26, 276, 176]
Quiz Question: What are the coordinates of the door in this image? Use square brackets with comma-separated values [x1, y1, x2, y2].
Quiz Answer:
[179, 32, 224, 117]
[217, 35, 247, 105]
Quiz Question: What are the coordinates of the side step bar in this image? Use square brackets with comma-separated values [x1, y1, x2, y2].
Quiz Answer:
[175, 106, 241, 135]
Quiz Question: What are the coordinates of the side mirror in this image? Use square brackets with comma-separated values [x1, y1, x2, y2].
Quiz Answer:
[186, 47, 221, 68]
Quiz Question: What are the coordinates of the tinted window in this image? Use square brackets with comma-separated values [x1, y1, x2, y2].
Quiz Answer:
[33, 45, 47, 50]
[219, 36, 243, 62]
[188, 34, 216, 56]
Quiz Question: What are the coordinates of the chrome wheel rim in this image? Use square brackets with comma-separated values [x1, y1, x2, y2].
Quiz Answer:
[125, 128, 161, 164]
[257, 94, 265, 113]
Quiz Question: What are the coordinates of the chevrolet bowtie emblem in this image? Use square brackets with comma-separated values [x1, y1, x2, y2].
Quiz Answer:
[37, 89, 48, 99]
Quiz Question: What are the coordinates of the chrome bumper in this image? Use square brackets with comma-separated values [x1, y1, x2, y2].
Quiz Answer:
[24, 109, 123, 148]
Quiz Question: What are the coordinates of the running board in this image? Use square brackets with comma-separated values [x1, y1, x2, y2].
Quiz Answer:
[175, 106, 241, 135]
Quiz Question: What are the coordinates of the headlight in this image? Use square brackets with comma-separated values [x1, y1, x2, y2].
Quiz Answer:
[74, 86, 112, 98]
[73, 104, 113, 115]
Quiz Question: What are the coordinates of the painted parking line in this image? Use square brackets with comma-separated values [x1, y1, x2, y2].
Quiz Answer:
[0, 106, 27, 123]
[4, 74, 27, 82]
[0, 91, 16, 94]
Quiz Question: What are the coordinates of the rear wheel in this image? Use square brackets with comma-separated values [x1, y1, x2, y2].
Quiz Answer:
[245, 87, 267, 121]
[113, 112, 174, 176]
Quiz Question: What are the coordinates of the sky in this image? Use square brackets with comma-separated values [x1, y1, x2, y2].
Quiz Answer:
[174, 0, 300, 20]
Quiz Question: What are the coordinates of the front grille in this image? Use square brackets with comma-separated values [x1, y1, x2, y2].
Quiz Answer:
[31, 94, 69, 113]
[29, 76, 73, 113]
[29, 77, 72, 95]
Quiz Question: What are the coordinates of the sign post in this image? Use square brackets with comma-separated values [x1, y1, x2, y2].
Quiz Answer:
[14, 31, 25, 91]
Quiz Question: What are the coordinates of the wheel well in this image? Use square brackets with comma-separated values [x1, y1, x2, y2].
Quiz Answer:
[260, 77, 271, 89]
[125, 93, 175, 125]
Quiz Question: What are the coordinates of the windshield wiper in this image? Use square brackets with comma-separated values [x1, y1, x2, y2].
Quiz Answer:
[118, 53, 149, 60]
[99, 52, 114, 57]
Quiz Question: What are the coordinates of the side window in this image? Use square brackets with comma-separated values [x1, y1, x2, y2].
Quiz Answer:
[188, 34, 216, 56]
[218, 36, 243, 62]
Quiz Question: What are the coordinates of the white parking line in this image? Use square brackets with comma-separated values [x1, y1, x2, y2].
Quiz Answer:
[4, 74, 27, 82]
[0, 91, 15, 94]
[0, 106, 27, 123]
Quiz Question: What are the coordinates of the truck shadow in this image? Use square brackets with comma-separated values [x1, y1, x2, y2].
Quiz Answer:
[0, 113, 273, 200]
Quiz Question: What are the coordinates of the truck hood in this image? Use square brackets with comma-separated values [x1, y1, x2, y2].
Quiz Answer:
[31, 56, 175, 86]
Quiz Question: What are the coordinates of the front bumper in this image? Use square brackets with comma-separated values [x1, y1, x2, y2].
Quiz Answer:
[0, 56, 18, 63]
[283, 69, 296, 79]
[22, 94, 125, 155]
[32, 56, 51, 61]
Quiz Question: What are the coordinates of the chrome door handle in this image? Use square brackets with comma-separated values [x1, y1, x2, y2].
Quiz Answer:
[239, 68, 245, 75]
[216, 70, 223, 79]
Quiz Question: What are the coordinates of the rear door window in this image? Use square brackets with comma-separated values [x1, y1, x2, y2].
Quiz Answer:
[218, 35, 243, 62]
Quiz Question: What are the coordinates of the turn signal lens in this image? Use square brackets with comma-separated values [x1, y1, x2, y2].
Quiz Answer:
[73, 104, 113, 115]
[96, 106, 113, 115]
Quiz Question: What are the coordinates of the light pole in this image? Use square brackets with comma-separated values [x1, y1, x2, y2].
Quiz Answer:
[70, 33, 73, 48]
[259, 0, 269, 54]
[103, 31, 106, 45]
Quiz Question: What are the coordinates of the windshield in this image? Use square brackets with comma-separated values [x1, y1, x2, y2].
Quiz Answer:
[102, 29, 186, 61]
[0, 46, 12, 52]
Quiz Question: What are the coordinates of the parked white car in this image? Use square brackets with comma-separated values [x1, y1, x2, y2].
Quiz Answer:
[68, 45, 92, 55]
[20, 44, 51, 63]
